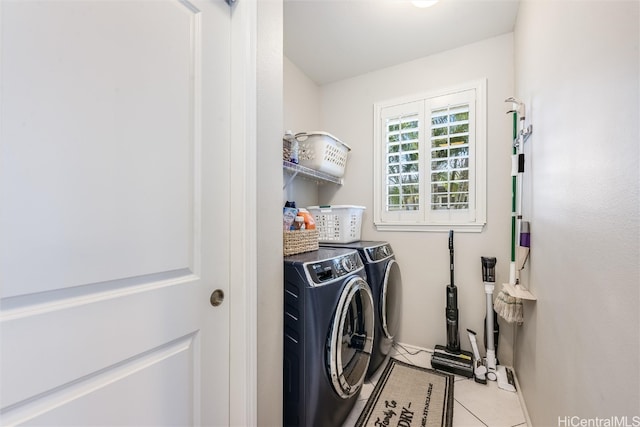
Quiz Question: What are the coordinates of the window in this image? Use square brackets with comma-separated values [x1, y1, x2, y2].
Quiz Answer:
[373, 80, 487, 232]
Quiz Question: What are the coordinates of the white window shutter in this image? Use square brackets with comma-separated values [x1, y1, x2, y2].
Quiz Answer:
[373, 80, 486, 232]
[376, 101, 424, 224]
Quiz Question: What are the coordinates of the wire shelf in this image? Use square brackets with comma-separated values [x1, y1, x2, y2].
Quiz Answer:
[283, 160, 343, 188]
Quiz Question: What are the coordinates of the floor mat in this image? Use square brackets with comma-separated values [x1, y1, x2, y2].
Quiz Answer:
[356, 358, 454, 427]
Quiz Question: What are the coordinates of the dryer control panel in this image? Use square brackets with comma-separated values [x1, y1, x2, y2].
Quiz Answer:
[365, 243, 394, 263]
[306, 252, 363, 285]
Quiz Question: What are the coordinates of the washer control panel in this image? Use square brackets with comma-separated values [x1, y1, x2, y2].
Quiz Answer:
[307, 252, 363, 285]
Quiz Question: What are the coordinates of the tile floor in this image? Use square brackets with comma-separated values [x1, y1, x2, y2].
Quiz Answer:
[342, 343, 529, 427]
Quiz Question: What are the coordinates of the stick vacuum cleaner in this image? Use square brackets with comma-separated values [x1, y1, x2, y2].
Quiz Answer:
[431, 231, 474, 378]
[480, 256, 517, 392]
[481, 257, 499, 380]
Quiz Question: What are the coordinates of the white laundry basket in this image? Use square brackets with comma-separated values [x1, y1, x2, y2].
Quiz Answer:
[307, 205, 365, 243]
[295, 132, 351, 178]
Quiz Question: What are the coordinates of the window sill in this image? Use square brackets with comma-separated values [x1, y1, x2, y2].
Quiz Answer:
[374, 222, 485, 233]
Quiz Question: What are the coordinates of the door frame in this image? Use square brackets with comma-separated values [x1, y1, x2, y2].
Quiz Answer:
[229, 0, 258, 424]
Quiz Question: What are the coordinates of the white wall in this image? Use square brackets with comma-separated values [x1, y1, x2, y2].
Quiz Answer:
[284, 56, 322, 132]
[256, 0, 283, 425]
[319, 33, 516, 363]
[514, 1, 639, 423]
[283, 57, 321, 208]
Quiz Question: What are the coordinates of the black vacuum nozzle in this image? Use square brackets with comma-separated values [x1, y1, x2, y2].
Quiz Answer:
[445, 284, 459, 352]
[481, 256, 497, 283]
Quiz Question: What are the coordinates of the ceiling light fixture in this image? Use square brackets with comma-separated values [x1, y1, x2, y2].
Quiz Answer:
[411, 0, 439, 8]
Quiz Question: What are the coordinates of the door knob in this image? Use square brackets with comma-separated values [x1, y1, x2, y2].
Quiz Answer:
[210, 289, 224, 307]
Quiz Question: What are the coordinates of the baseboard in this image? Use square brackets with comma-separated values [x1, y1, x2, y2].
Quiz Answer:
[511, 367, 533, 427]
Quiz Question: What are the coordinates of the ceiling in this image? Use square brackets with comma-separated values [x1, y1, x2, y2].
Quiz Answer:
[284, 0, 520, 85]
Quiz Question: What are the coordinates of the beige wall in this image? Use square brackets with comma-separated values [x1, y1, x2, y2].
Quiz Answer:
[283, 57, 321, 208]
[317, 33, 516, 363]
[514, 1, 639, 423]
[284, 56, 322, 132]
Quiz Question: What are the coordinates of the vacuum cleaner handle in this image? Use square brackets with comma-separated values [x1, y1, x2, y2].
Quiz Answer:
[446, 230, 460, 352]
[449, 230, 454, 286]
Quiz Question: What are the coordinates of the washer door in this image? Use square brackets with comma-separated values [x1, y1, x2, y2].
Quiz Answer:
[327, 277, 374, 398]
[381, 259, 401, 340]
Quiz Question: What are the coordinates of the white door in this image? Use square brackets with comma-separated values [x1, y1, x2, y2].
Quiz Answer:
[0, 0, 232, 425]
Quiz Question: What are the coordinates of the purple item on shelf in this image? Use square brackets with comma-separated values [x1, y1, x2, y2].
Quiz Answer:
[519, 221, 530, 247]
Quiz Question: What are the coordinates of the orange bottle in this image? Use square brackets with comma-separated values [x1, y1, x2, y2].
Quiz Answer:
[297, 208, 316, 230]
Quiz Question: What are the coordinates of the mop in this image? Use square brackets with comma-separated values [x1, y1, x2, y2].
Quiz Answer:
[494, 98, 531, 324]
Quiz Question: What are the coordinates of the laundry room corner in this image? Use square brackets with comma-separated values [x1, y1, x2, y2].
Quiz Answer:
[318, 33, 517, 367]
[281, 26, 520, 427]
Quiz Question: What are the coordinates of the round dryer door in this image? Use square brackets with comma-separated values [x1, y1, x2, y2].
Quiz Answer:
[327, 277, 374, 398]
[381, 259, 401, 340]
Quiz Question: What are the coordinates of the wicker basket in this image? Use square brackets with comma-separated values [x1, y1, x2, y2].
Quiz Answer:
[283, 229, 319, 256]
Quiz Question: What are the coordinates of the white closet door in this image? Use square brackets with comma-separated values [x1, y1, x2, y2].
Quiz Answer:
[0, 0, 231, 425]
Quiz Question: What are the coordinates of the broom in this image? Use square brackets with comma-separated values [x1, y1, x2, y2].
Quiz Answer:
[494, 100, 524, 324]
